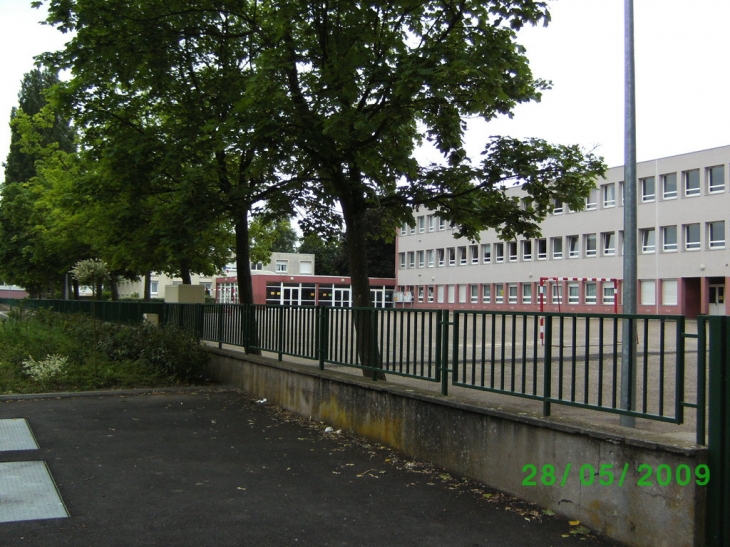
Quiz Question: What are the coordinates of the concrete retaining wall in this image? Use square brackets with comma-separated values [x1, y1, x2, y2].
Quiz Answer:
[207, 348, 707, 547]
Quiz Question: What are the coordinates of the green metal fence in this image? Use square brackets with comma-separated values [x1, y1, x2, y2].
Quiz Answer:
[0, 298, 710, 436]
[2, 296, 726, 546]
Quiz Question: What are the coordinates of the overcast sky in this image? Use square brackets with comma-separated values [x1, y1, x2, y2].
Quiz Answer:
[2, 0, 729, 184]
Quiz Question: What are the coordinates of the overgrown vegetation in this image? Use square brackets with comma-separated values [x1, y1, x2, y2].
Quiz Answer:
[0, 307, 210, 394]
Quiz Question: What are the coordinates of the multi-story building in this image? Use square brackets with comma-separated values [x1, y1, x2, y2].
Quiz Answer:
[396, 145, 730, 318]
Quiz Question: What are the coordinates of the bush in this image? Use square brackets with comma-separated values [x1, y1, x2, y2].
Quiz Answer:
[0, 309, 211, 394]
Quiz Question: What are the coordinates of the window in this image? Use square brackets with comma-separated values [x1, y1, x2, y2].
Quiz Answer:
[602, 283, 616, 304]
[470, 245, 479, 264]
[482, 284, 491, 304]
[553, 199, 563, 214]
[537, 239, 547, 260]
[418, 286, 424, 303]
[427, 250, 435, 267]
[551, 237, 563, 259]
[584, 233, 597, 257]
[662, 280, 678, 306]
[481, 244, 491, 264]
[150, 281, 159, 295]
[602, 183, 616, 207]
[585, 282, 597, 305]
[662, 226, 677, 252]
[300, 261, 313, 274]
[708, 165, 725, 193]
[709, 221, 725, 248]
[568, 235, 579, 258]
[640, 280, 656, 306]
[684, 169, 700, 196]
[410, 223, 416, 235]
[685, 223, 701, 250]
[408, 252, 415, 268]
[495, 284, 504, 304]
[641, 228, 656, 253]
[641, 177, 655, 202]
[522, 240, 532, 261]
[522, 284, 532, 304]
[568, 283, 579, 305]
[417, 216, 425, 233]
[508, 242, 518, 262]
[276, 260, 288, 273]
[417, 250, 425, 268]
[448, 285, 456, 304]
[458, 285, 467, 303]
[458, 246, 467, 265]
[438, 217, 446, 230]
[427, 214, 435, 232]
[251, 262, 264, 271]
[398, 253, 406, 269]
[552, 284, 563, 304]
[447, 248, 456, 266]
[494, 243, 505, 263]
[585, 188, 597, 210]
[508, 284, 518, 304]
[602, 232, 616, 256]
[400, 222, 408, 236]
[437, 285, 445, 303]
[470, 285, 479, 304]
[437, 249, 445, 267]
[662, 173, 677, 199]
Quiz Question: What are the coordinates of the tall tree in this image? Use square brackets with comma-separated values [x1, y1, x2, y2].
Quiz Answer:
[0, 69, 79, 296]
[39, 0, 302, 305]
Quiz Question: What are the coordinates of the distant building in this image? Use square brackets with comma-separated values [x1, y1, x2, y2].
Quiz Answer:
[395, 145, 730, 318]
[0, 281, 27, 299]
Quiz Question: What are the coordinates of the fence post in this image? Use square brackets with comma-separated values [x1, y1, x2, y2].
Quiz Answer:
[542, 314, 552, 416]
[439, 310, 449, 396]
[277, 306, 284, 361]
[217, 304, 224, 349]
[706, 315, 730, 547]
[317, 305, 328, 370]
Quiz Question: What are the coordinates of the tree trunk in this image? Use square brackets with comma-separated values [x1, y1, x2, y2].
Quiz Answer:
[180, 262, 192, 284]
[109, 276, 119, 301]
[143, 272, 151, 301]
[340, 193, 385, 379]
[235, 207, 260, 354]
[72, 279, 80, 300]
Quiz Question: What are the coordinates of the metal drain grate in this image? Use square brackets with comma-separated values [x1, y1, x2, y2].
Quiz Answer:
[0, 419, 39, 452]
[0, 461, 69, 523]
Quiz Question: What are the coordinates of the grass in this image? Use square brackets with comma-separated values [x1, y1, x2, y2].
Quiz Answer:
[0, 306, 211, 395]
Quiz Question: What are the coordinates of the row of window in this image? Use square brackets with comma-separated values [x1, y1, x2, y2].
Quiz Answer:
[400, 279, 677, 307]
[398, 221, 727, 269]
[401, 166, 728, 237]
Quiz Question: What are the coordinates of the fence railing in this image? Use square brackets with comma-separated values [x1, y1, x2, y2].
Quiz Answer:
[0, 298, 705, 442]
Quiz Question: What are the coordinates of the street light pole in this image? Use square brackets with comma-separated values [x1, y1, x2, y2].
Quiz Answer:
[620, 0, 637, 428]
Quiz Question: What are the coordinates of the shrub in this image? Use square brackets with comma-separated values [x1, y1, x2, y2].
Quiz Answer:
[22, 354, 68, 385]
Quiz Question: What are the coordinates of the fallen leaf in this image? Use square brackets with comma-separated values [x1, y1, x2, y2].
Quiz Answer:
[569, 520, 581, 526]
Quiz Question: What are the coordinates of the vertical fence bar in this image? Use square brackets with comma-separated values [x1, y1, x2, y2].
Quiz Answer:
[440, 310, 449, 396]
[542, 315, 552, 416]
[697, 317, 706, 445]
[706, 315, 730, 547]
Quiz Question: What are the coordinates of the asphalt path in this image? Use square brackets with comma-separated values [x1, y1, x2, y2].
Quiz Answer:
[0, 388, 620, 547]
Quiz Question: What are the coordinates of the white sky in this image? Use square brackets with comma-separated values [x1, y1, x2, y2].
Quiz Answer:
[2, 0, 729, 184]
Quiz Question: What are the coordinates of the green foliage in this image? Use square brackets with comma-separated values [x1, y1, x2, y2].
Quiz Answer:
[71, 258, 110, 297]
[249, 217, 299, 264]
[35, 0, 607, 310]
[0, 309, 210, 394]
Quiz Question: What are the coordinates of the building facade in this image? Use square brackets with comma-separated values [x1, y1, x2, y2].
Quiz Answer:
[396, 145, 730, 318]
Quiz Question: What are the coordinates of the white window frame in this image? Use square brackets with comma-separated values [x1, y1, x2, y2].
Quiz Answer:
[552, 237, 563, 260]
[568, 235, 579, 258]
[641, 176, 656, 202]
[585, 282, 597, 305]
[437, 249, 445, 267]
[417, 250, 425, 268]
[568, 283, 580, 305]
[584, 233, 597, 257]
[522, 240, 532, 261]
[494, 243, 504, 263]
[551, 284, 563, 304]
[482, 284, 491, 304]
[399, 253, 406, 269]
[708, 221, 725, 249]
[708, 165, 725, 194]
[522, 283, 532, 304]
[470, 284, 479, 304]
[481, 243, 491, 264]
[470, 245, 479, 264]
[408, 252, 415, 268]
[536, 239, 547, 260]
[448, 248, 456, 266]
[495, 284, 504, 304]
[602, 283, 616, 305]
[662, 225, 677, 252]
[684, 169, 700, 197]
[641, 228, 656, 254]
[275, 260, 288, 273]
[602, 183, 616, 208]
[662, 173, 677, 199]
[508, 242, 518, 262]
[508, 284, 518, 304]
[602, 232, 616, 256]
[685, 223, 701, 250]
[417, 216, 425, 233]
[585, 188, 597, 210]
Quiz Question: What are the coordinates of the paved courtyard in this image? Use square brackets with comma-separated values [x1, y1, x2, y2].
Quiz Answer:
[0, 388, 620, 547]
